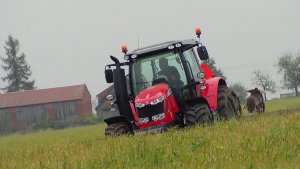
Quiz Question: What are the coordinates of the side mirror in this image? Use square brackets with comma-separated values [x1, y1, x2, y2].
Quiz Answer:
[197, 46, 209, 61]
[105, 69, 113, 83]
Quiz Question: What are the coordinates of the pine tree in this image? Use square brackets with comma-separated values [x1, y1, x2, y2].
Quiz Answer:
[1, 35, 35, 92]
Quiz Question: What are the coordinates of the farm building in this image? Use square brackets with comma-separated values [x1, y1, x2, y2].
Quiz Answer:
[0, 84, 92, 134]
[95, 85, 120, 120]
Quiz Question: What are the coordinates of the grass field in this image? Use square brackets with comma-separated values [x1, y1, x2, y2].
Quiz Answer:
[0, 97, 300, 169]
[265, 97, 300, 113]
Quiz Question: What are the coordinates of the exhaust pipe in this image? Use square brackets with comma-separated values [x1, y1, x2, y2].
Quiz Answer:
[110, 55, 120, 68]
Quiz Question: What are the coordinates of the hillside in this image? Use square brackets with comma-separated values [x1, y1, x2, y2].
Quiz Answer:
[0, 97, 300, 168]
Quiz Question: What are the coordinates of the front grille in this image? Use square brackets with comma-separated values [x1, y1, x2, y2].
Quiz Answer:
[137, 101, 164, 122]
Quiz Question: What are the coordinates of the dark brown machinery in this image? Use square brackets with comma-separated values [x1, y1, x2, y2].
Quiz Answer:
[245, 88, 265, 114]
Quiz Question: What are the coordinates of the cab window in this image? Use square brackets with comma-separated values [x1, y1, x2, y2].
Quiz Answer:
[183, 49, 201, 80]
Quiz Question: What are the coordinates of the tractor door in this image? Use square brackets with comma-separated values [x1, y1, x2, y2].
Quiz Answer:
[181, 48, 203, 99]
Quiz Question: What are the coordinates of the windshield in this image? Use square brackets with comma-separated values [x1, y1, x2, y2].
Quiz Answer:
[131, 51, 187, 95]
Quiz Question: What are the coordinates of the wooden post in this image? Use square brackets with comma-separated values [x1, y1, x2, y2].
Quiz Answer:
[10, 107, 17, 130]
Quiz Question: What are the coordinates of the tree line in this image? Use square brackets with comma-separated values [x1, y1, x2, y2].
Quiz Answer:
[202, 54, 300, 101]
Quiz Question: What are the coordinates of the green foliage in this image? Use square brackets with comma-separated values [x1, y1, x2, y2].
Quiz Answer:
[202, 58, 226, 80]
[229, 82, 247, 104]
[34, 119, 53, 130]
[277, 52, 300, 96]
[80, 115, 103, 125]
[252, 70, 276, 100]
[0, 97, 299, 168]
[1, 35, 35, 92]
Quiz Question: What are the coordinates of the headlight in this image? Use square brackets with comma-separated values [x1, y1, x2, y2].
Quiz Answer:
[175, 43, 182, 47]
[150, 96, 164, 105]
[152, 113, 165, 121]
[168, 45, 174, 49]
[139, 117, 149, 124]
[106, 94, 114, 101]
[135, 102, 145, 108]
[131, 54, 137, 59]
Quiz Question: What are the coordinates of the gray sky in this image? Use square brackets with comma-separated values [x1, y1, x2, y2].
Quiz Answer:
[0, 0, 299, 100]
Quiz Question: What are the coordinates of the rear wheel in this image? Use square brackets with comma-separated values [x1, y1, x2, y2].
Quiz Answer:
[217, 86, 239, 120]
[185, 103, 212, 126]
[105, 122, 132, 136]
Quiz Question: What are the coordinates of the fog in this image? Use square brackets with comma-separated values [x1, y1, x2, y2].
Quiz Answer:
[1, 0, 299, 100]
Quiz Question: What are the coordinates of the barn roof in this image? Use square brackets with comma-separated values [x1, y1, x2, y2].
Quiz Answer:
[0, 84, 89, 109]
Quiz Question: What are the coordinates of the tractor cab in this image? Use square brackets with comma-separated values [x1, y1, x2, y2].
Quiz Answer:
[128, 39, 207, 98]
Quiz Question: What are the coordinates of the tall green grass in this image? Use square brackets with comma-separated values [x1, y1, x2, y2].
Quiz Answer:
[265, 96, 300, 113]
[0, 97, 299, 169]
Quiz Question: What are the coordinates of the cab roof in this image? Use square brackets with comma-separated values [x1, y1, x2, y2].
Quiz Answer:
[126, 39, 198, 56]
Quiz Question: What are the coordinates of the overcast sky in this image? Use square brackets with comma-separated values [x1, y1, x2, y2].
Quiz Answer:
[0, 0, 299, 100]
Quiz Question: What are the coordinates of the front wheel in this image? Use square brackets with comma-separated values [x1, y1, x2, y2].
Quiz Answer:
[105, 122, 132, 136]
[185, 103, 213, 127]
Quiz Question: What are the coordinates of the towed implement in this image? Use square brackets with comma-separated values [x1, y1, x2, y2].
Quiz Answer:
[245, 88, 265, 114]
[103, 27, 241, 136]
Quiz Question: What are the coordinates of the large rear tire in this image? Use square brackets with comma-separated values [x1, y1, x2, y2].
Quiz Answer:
[217, 86, 239, 120]
[185, 103, 212, 126]
[105, 122, 132, 136]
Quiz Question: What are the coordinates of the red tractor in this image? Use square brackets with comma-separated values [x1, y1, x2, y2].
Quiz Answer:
[104, 27, 240, 135]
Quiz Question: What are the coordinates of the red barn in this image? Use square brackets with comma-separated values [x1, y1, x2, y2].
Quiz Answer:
[0, 84, 92, 134]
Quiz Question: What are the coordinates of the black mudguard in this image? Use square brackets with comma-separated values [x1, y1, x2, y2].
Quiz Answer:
[104, 115, 134, 131]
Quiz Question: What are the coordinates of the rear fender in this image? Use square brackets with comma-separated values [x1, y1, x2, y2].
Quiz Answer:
[200, 77, 226, 110]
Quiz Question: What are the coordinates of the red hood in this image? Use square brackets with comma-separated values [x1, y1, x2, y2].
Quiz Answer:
[135, 83, 169, 104]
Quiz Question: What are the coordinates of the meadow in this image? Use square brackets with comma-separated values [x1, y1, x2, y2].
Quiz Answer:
[0, 97, 300, 169]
